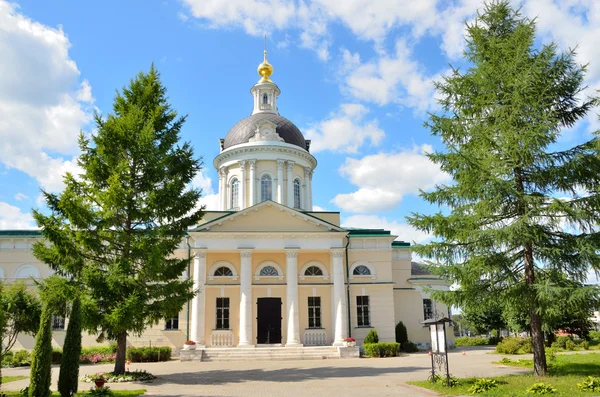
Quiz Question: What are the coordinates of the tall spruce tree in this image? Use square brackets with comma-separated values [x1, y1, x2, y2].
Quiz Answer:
[57, 296, 82, 397]
[33, 65, 204, 374]
[29, 304, 52, 397]
[407, 1, 600, 376]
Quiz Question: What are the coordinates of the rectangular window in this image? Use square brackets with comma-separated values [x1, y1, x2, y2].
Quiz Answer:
[423, 299, 434, 320]
[216, 297, 230, 330]
[51, 315, 65, 330]
[308, 297, 321, 328]
[165, 316, 179, 330]
[356, 296, 370, 327]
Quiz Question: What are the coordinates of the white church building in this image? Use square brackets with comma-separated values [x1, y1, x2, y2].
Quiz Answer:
[0, 50, 453, 353]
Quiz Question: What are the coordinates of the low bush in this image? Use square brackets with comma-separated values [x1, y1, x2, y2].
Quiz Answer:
[565, 339, 576, 351]
[364, 329, 379, 344]
[2, 350, 31, 367]
[81, 343, 118, 356]
[363, 342, 401, 358]
[126, 346, 171, 363]
[553, 336, 571, 349]
[487, 335, 502, 345]
[527, 382, 556, 394]
[589, 331, 600, 340]
[395, 321, 408, 345]
[80, 352, 116, 364]
[496, 337, 532, 354]
[455, 337, 488, 346]
[578, 376, 600, 392]
[51, 348, 63, 365]
[83, 386, 115, 396]
[580, 340, 590, 350]
[469, 378, 498, 394]
[401, 341, 419, 353]
[81, 370, 156, 383]
[499, 357, 512, 364]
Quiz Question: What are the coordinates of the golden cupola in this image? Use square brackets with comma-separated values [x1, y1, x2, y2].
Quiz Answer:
[257, 50, 273, 83]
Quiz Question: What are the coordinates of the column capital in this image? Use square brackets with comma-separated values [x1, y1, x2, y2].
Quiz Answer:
[249, 159, 257, 169]
[304, 166, 311, 177]
[277, 159, 285, 169]
[219, 167, 228, 177]
[239, 249, 254, 258]
[285, 249, 299, 259]
[286, 160, 295, 170]
[330, 249, 345, 258]
[239, 160, 247, 170]
[192, 249, 207, 258]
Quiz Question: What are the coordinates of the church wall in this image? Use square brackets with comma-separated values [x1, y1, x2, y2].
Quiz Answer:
[305, 212, 340, 226]
[392, 250, 413, 289]
[205, 286, 241, 346]
[298, 285, 333, 343]
[349, 284, 395, 344]
[348, 249, 394, 282]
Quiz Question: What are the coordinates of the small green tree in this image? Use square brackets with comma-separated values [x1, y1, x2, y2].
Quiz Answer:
[29, 303, 53, 397]
[33, 65, 204, 374]
[57, 296, 82, 397]
[395, 321, 408, 344]
[364, 329, 379, 344]
[407, 1, 600, 376]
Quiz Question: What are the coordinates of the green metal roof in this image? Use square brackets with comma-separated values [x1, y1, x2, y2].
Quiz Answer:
[392, 241, 411, 248]
[0, 230, 42, 237]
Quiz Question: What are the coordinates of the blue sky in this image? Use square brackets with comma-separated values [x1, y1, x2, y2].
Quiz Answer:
[1, 0, 599, 254]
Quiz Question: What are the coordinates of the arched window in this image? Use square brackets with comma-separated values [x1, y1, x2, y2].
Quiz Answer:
[230, 178, 239, 209]
[214, 266, 233, 277]
[262, 93, 268, 104]
[259, 266, 279, 277]
[261, 174, 272, 202]
[353, 265, 371, 276]
[293, 179, 301, 209]
[304, 266, 323, 276]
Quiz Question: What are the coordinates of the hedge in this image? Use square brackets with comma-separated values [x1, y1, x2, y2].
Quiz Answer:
[126, 346, 172, 362]
[455, 337, 488, 346]
[496, 337, 532, 354]
[363, 342, 401, 358]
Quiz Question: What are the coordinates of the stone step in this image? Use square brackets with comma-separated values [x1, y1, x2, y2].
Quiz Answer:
[200, 346, 340, 362]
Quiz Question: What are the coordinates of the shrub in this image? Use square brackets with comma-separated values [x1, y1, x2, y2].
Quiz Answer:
[126, 346, 171, 362]
[578, 376, 600, 392]
[554, 336, 571, 349]
[521, 338, 533, 353]
[487, 335, 502, 345]
[363, 342, 401, 357]
[499, 357, 512, 364]
[565, 339, 576, 351]
[81, 343, 118, 356]
[364, 329, 379, 344]
[447, 376, 461, 387]
[2, 350, 31, 367]
[59, 296, 83, 397]
[29, 304, 53, 397]
[395, 321, 408, 344]
[81, 370, 156, 383]
[495, 337, 531, 354]
[401, 341, 419, 353]
[580, 340, 590, 350]
[455, 337, 488, 346]
[527, 382, 557, 394]
[51, 349, 63, 365]
[83, 386, 115, 396]
[469, 378, 498, 394]
[546, 347, 557, 363]
[589, 330, 600, 340]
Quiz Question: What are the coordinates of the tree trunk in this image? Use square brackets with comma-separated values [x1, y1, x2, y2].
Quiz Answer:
[113, 331, 127, 375]
[524, 242, 547, 376]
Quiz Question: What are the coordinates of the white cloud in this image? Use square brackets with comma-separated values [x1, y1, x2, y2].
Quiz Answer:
[0, 202, 35, 229]
[312, 205, 326, 211]
[0, 1, 94, 192]
[192, 170, 219, 210]
[14, 193, 28, 201]
[304, 104, 384, 153]
[332, 144, 450, 213]
[342, 214, 431, 243]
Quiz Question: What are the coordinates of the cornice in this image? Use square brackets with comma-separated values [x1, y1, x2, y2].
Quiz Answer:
[213, 143, 317, 169]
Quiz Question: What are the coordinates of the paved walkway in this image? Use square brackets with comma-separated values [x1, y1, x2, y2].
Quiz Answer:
[2, 347, 531, 397]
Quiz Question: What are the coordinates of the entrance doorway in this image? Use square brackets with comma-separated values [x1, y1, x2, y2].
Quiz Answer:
[257, 297, 282, 344]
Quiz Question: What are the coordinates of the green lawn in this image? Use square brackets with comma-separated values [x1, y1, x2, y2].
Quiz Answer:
[0, 390, 145, 397]
[1, 376, 28, 384]
[410, 353, 600, 396]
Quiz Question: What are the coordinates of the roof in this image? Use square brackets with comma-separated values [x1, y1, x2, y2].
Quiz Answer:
[411, 261, 431, 275]
[223, 113, 307, 151]
[0, 230, 42, 237]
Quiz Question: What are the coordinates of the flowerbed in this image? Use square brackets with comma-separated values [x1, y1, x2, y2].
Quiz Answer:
[81, 370, 156, 383]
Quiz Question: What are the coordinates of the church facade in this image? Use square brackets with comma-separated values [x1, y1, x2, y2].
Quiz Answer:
[0, 51, 453, 351]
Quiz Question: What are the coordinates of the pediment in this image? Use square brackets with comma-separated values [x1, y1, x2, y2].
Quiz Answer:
[249, 120, 284, 143]
[192, 201, 344, 234]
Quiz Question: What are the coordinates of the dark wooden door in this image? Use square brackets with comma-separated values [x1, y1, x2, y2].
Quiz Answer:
[257, 298, 282, 344]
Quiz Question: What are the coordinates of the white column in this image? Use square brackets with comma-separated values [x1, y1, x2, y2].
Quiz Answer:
[276, 159, 284, 204]
[308, 170, 313, 211]
[249, 160, 256, 206]
[331, 249, 346, 346]
[303, 167, 310, 211]
[190, 249, 207, 346]
[238, 250, 254, 346]
[239, 160, 247, 210]
[220, 167, 228, 210]
[218, 172, 223, 211]
[286, 161, 294, 207]
[285, 250, 302, 346]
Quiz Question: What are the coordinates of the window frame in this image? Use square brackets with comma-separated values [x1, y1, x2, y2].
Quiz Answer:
[307, 296, 322, 329]
[260, 174, 273, 202]
[293, 178, 301, 209]
[423, 298, 434, 320]
[356, 295, 370, 327]
[165, 315, 179, 330]
[230, 178, 239, 209]
[51, 314, 65, 331]
[216, 297, 230, 330]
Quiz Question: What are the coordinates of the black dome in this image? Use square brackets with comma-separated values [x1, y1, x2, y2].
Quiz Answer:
[223, 113, 307, 150]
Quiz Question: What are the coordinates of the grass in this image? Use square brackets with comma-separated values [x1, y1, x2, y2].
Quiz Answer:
[410, 353, 600, 396]
[0, 390, 145, 397]
[1, 376, 27, 383]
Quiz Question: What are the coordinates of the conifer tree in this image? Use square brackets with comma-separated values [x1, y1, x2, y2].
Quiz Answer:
[33, 65, 204, 374]
[29, 304, 53, 397]
[408, 1, 600, 376]
[58, 296, 82, 397]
